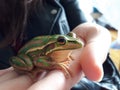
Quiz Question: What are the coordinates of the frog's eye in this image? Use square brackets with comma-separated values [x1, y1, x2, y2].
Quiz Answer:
[57, 36, 66, 45]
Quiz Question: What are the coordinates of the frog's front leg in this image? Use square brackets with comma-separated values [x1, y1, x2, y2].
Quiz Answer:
[9, 54, 34, 71]
[57, 60, 73, 78]
[33, 56, 72, 78]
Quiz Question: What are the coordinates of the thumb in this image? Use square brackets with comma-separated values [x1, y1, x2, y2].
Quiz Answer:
[80, 43, 104, 82]
[72, 23, 111, 81]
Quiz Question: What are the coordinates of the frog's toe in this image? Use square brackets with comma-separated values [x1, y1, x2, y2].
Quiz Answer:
[58, 63, 72, 78]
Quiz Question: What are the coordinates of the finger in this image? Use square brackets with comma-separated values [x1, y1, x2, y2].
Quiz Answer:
[68, 51, 84, 85]
[28, 70, 73, 90]
[80, 28, 110, 81]
[0, 67, 13, 76]
[0, 75, 33, 90]
[73, 23, 111, 81]
[80, 44, 104, 81]
[0, 67, 20, 83]
[0, 70, 18, 83]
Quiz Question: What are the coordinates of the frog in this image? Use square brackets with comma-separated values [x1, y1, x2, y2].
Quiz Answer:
[9, 32, 84, 78]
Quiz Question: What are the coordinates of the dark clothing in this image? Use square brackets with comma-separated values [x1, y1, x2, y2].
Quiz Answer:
[0, 0, 120, 90]
[26, 0, 86, 39]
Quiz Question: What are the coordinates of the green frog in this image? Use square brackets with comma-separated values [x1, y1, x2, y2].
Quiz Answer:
[10, 32, 84, 78]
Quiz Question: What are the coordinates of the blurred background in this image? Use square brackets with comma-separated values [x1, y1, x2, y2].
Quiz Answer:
[79, 0, 120, 30]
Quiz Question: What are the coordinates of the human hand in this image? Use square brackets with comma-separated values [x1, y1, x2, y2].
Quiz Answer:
[0, 23, 111, 90]
[0, 67, 71, 90]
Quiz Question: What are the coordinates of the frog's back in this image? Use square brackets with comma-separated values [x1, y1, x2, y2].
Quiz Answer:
[18, 35, 55, 54]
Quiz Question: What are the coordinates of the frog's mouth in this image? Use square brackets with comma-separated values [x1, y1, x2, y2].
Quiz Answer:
[45, 41, 83, 55]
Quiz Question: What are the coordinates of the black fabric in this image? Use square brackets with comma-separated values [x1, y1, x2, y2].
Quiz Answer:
[26, 0, 87, 40]
[0, 46, 14, 69]
[60, 0, 86, 30]
[0, 35, 15, 69]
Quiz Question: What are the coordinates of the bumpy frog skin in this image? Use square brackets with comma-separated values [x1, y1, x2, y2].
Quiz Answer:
[10, 32, 84, 78]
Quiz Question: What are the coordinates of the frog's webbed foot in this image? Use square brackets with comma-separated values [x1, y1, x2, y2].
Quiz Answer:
[57, 60, 73, 78]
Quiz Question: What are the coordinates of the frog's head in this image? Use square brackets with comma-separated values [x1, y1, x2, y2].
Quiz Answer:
[56, 32, 84, 49]
[45, 32, 84, 54]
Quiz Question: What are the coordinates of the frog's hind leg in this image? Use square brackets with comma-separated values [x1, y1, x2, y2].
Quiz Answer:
[9, 54, 34, 72]
[33, 56, 54, 69]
